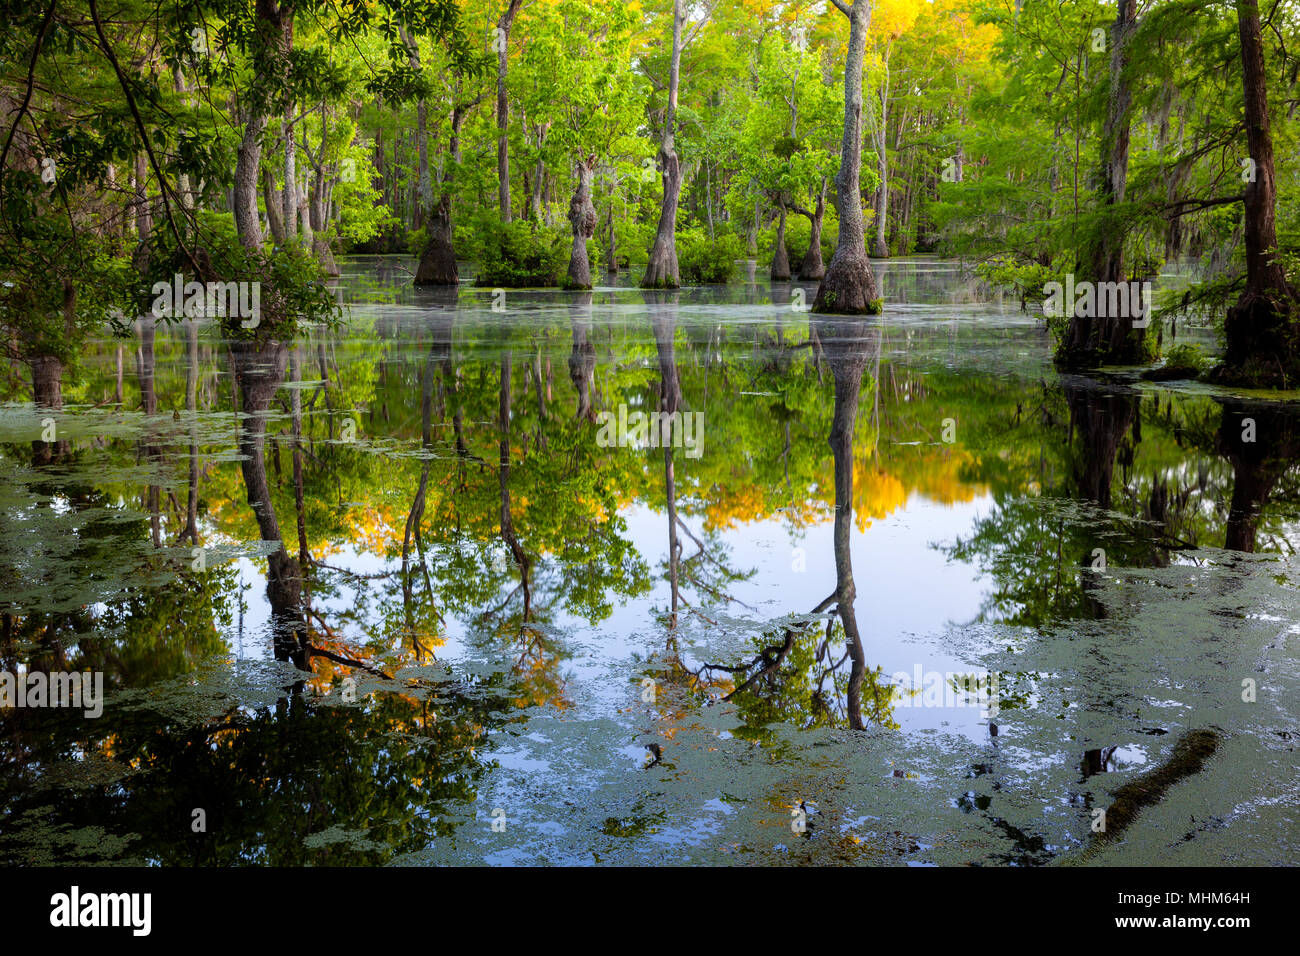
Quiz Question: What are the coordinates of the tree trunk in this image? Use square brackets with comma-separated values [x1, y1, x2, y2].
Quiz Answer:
[496, 0, 525, 223]
[530, 156, 545, 222]
[813, 1, 881, 315]
[172, 64, 197, 221]
[309, 164, 338, 275]
[1061, 0, 1142, 366]
[642, 0, 685, 289]
[871, 76, 889, 259]
[297, 181, 313, 245]
[566, 155, 598, 289]
[771, 203, 791, 280]
[417, 194, 458, 285]
[415, 87, 432, 229]
[606, 204, 618, 274]
[704, 161, 715, 238]
[233, 1, 293, 250]
[30, 353, 65, 463]
[798, 180, 826, 279]
[282, 113, 297, 238]
[133, 150, 152, 247]
[262, 165, 286, 244]
[416, 94, 474, 285]
[30, 355, 63, 409]
[1219, 0, 1298, 386]
[401, 24, 432, 231]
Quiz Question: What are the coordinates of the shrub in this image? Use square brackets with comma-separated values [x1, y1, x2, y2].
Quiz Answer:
[1141, 342, 1209, 381]
[975, 256, 1056, 308]
[678, 228, 742, 284]
[406, 225, 428, 258]
[473, 218, 568, 288]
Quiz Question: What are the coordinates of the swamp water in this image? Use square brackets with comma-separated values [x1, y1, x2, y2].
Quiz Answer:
[1, 259, 1297, 866]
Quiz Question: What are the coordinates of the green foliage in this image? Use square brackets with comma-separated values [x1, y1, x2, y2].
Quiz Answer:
[975, 255, 1058, 319]
[0, 226, 135, 367]
[1164, 343, 1209, 370]
[1141, 342, 1210, 380]
[471, 217, 569, 288]
[329, 135, 399, 247]
[677, 228, 742, 284]
[406, 225, 429, 258]
[596, 211, 654, 270]
[143, 211, 342, 339]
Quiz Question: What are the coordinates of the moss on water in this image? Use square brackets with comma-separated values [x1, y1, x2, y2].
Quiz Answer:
[1064, 728, 1221, 865]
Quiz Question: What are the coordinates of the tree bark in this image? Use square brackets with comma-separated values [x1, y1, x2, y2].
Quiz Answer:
[133, 150, 152, 249]
[496, 0, 525, 223]
[871, 69, 889, 259]
[233, 0, 294, 250]
[30, 354, 65, 464]
[416, 92, 476, 285]
[798, 179, 826, 279]
[642, 0, 686, 289]
[566, 154, 597, 289]
[1219, 0, 1298, 385]
[282, 113, 297, 238]
[771, 203, 791, 280]
[1061, 0, 1142, 366]
[309, 149, 338, 275]
[30, 355, 63, 409]
[262, 165, 286, 243]
[812, 1, 881, 315]
[401, 25, 432, 231]
[529, 155, 545, 222]
[605, 204, 618, 273]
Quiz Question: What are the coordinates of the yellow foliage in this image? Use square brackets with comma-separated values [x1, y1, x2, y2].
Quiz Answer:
[919, 0, 1000, 63]
[871, 0, 924, 41]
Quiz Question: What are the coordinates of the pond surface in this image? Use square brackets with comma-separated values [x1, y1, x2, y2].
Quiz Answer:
[2, 258, 1298, 866]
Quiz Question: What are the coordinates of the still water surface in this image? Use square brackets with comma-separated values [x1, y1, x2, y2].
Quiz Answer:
[1, 259, 1297, 865]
